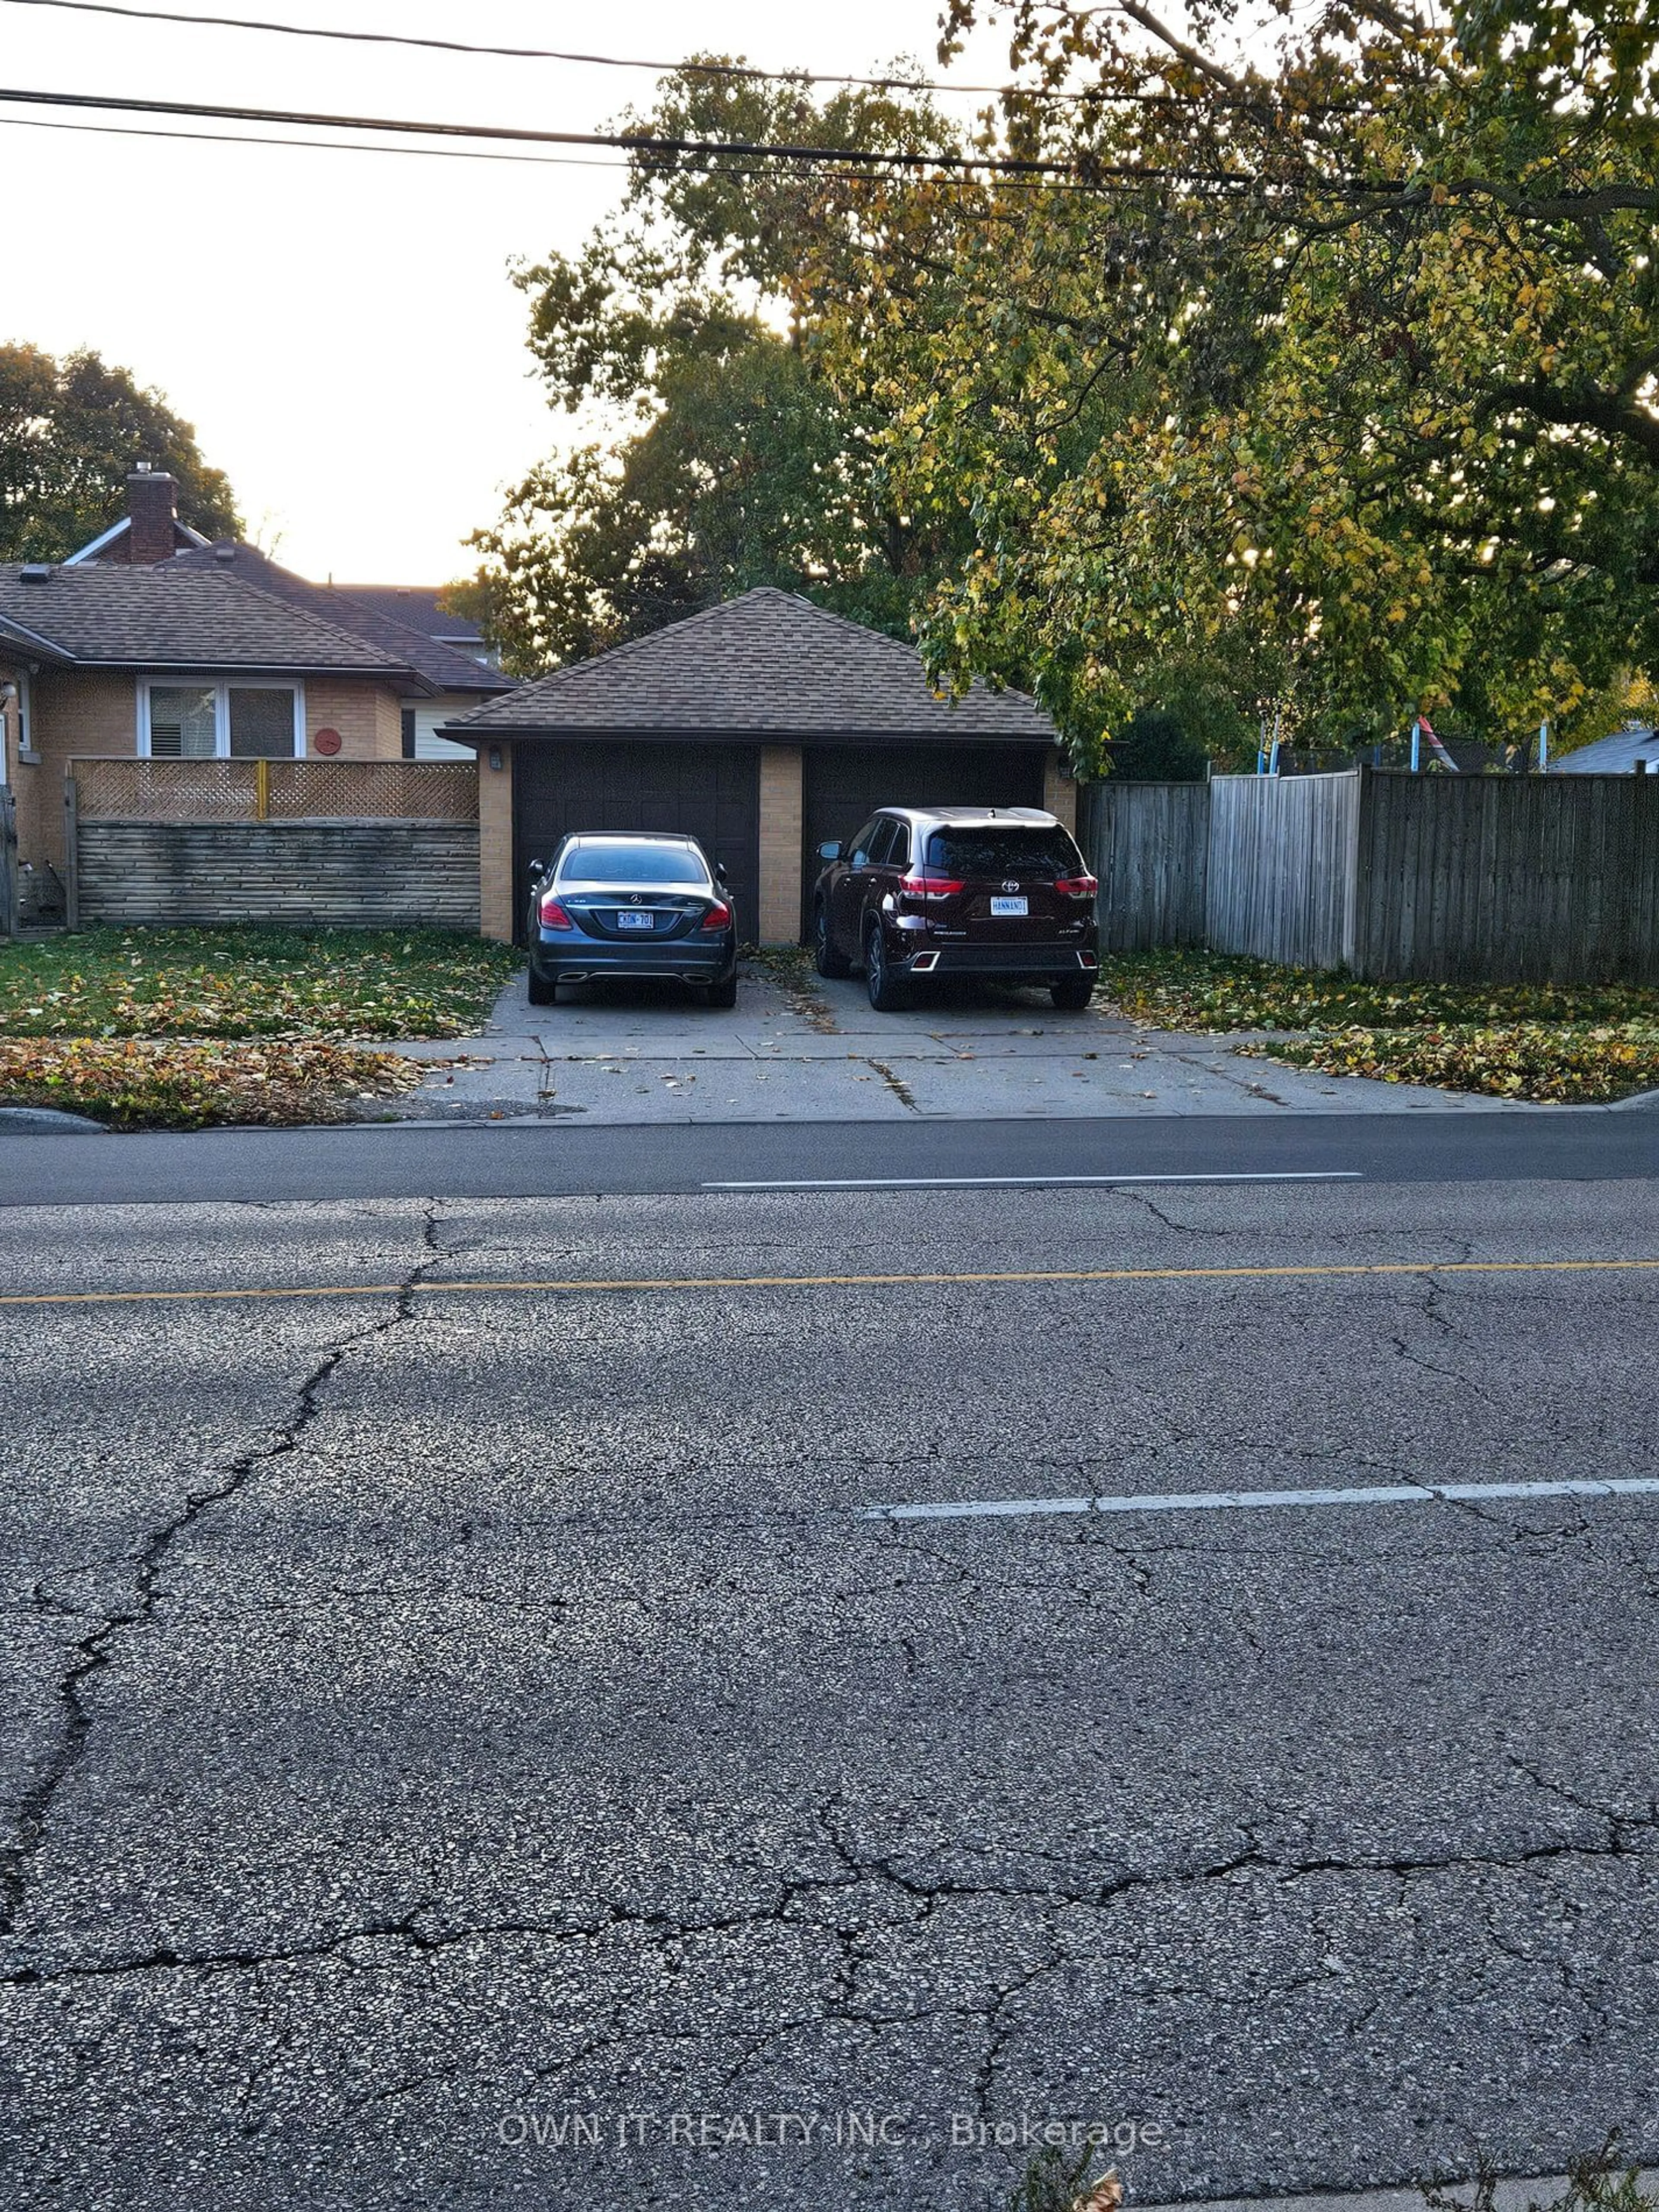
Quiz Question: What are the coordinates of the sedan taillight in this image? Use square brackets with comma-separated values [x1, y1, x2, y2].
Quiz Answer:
[538, 892, 575, 929]
[1053, 873, 1099, 898]
[700, 900, 733, 931]
[898, 875, 965, 899]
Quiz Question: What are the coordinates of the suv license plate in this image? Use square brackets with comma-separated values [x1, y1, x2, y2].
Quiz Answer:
[990, 895, 1028, 917]
[617, 911, 655, 930]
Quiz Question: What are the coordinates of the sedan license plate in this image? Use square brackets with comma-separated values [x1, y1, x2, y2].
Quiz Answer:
[616, 910, 655, 931]
[989, 895, 1028, 917]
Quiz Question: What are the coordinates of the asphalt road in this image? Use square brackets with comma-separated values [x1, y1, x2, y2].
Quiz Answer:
[2, 1166, 1658, 2212]
[0, 1100, 1655, 1207]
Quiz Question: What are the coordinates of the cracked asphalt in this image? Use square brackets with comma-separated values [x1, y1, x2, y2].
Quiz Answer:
[1, 1173, 1657, 2212]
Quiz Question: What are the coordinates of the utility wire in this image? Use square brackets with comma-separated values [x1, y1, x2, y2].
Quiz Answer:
[0, 112, 639, 169]
[0, 109, 1101, 192]
[0, 0, 1125, 105]
[0, 83, 1084, 172]
[0, 84, 1286, 190]
[0, 105, 1254, 199]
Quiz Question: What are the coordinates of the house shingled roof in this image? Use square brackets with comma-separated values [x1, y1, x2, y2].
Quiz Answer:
[0, 562, 424, 679]
[1550, 725, 1659, 773]
[333, 585, 486, 647]
[169, 544, 508, 694]
[441, 589, 1058, 744]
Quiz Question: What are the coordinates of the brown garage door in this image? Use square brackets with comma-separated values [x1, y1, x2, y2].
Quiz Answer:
[513, 741, 761, 942]
[801, 743, 1048, 937]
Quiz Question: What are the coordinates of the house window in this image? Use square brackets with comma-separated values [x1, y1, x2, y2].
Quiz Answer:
[1, 671, 34, 776]
[140, 680, 303, 759]
[17, 671, 36, 762]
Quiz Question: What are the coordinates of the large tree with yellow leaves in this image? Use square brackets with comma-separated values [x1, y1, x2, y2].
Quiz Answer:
[820, 0, 1659, 761]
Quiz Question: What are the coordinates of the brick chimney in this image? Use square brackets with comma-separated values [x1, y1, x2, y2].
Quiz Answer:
[124, 464, 179, 563]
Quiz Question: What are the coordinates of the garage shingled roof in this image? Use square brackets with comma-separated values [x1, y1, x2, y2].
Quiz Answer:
[440, 589, 1058, 744]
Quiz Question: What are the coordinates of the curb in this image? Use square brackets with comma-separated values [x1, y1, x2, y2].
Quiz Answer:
[1138, 2173, 1654, 2212]
[0, 1105, 108, 1134]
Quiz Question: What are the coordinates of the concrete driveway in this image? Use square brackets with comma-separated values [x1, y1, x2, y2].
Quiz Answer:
[389, 958, 1521, 1124]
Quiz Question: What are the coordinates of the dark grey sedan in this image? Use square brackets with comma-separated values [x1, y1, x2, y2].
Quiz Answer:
[524, 833, 739, 1008]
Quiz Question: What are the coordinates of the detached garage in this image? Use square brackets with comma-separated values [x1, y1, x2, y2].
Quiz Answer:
[441, 588, 1071, 944]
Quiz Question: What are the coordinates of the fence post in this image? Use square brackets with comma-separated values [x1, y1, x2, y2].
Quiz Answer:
[0, 785, 16, 937]
[254, 756, 270, 821]
[62, 772, 79, 931]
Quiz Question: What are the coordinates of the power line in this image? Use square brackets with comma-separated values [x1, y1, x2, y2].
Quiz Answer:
[0, 112, 638, 169]
[0, 83, 1087, 173]
[1, 83, 1284, 191]
[0, 106, 1198, 200]
[0, 0, 1113, 104]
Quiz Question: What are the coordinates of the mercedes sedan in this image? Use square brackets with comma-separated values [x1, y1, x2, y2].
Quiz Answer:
[524, 833, 739, 1007]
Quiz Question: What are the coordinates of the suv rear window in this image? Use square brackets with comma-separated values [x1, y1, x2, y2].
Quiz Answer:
[559, 842, 709, 885]
[924, 826, 1082, 877]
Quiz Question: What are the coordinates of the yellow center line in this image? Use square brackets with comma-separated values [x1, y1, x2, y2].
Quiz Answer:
[0, 1257, 1654, 1311]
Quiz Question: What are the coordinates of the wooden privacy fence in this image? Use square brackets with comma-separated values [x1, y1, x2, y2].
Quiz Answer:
[1206, 772, 1359, 969]
[1355, 768, 1659, 983]
[68, 756, 478, 823]
[1079, 780, 1209, 951]
[1083, 767, 1659, 982]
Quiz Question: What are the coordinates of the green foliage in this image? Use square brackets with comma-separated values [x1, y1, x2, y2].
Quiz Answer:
[1099, 948, 1659, 1032]
[1101, 948, 1659, 1100]
[460, 62, 970, 672]
[0, 344, 239, 561]
[0, 927, 520, 1041]
[1248, 1019, 1659, 1100]
[832, 0, 1659, 760]
[1425, 2140, 1659, 2212]
[1106, 708, 1208, 781]
[1010, 2149, 1122, 2212]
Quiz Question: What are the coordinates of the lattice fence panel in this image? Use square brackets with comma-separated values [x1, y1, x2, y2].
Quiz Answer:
[70, 757, 478, 822]
[71, 759, 258, 820]
[266, 760, 478, 821]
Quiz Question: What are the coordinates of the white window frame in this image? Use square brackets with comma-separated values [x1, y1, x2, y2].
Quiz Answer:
[15, 670, 37, 765]
[136, 677, 305, 760]
[0, 669, 35, 779]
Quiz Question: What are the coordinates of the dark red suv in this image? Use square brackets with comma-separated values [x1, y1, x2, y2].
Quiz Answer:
[810, 805, 1100, 1011]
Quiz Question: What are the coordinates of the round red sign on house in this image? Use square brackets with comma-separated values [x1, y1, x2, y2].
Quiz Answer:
[312, 728, 343, 756]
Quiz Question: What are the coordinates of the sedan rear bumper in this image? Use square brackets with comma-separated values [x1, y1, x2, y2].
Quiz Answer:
[530, 934, 736, 986]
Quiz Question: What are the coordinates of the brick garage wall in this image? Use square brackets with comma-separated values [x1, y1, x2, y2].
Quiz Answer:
[78, 819, 480, 929]
[1042, 750, 1077, 837]
[477, 742, 514, 941]
[758, 745, 803, 945]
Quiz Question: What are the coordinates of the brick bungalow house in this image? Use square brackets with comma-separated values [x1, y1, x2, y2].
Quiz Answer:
[0, 469, 508, 921]
[440, 588, 1072, 945]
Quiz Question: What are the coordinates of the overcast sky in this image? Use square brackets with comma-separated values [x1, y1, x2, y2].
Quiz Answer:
[3, 0, 1012, 583]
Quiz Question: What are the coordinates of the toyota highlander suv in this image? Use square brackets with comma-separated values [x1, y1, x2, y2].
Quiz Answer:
[810, 806, 1100, 1011]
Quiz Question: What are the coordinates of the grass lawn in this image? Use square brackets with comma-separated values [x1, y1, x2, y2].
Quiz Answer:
[1098, 949, 1659, 1103]
[0, 926, 522, 1128]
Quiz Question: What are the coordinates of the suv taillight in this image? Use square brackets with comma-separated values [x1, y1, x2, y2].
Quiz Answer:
[700, 899, 732, 931]
[537, 892, 574, 929]
[898, 875, 965, 899]
[1053, 873, 1099, 898]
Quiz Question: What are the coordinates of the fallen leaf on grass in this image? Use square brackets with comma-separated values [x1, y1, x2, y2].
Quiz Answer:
[0, 1038, 423, 1131]
[1243, 1021, 1659, 1103]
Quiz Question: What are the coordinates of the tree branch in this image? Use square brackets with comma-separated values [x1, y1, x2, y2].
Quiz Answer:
[1115, 1, 1244, 91]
